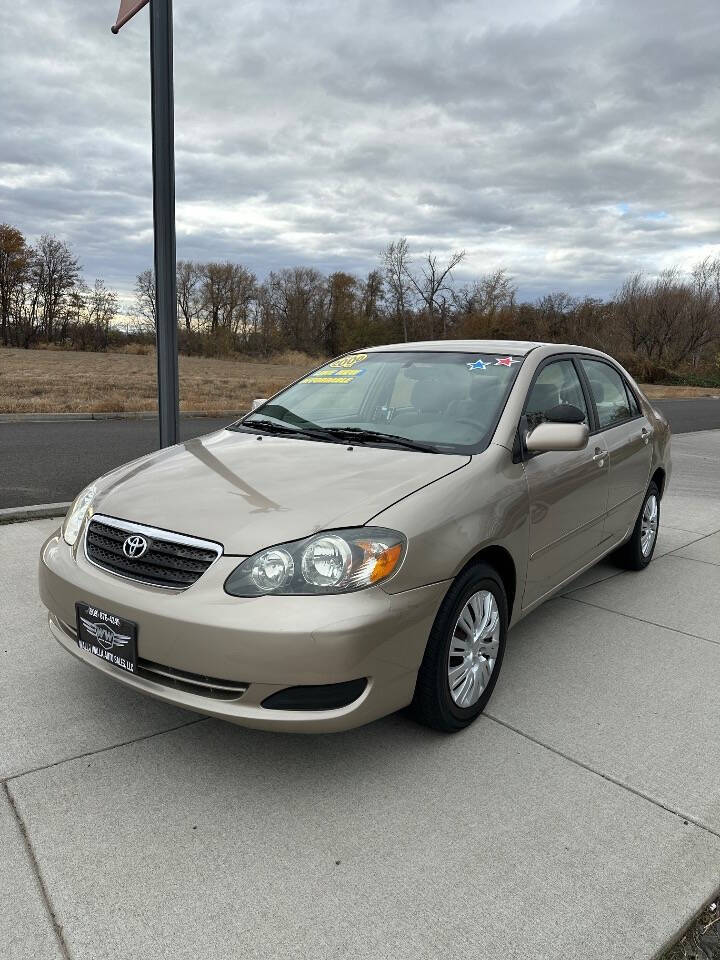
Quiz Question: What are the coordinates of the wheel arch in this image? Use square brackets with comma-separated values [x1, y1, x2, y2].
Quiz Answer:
[651, 466, 666, 498]
[455, 544, 517, 624]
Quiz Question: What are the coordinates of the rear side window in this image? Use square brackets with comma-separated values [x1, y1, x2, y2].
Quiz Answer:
[581, 359, 632, 428]
[625, 383, 641, 417]
[525, 359, 589, 430]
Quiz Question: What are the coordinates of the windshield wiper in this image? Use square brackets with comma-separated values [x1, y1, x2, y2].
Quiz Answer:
[238, 418, 342, 444]
[240, 417, 298, 434]
[320, 427, 439, 453]
[238, 419, 438, 452]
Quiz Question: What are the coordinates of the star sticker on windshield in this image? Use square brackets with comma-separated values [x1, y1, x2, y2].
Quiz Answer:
[495, 357, 520, 367]
[466, 358, 489, 370]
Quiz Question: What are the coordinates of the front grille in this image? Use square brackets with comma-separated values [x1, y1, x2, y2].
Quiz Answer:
[85, 515, 222, 589]
[137, 658, 248, 700]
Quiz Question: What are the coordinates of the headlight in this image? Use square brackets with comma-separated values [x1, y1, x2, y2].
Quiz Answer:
[225, 528, 406, 596]
[251, 548, 294, 592]
[62, 484, 97, 546]
[301, 536, 352, 587]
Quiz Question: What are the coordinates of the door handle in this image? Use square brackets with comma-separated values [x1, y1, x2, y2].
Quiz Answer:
[592, 447, 606, 467]
[640, 428, 651, 445]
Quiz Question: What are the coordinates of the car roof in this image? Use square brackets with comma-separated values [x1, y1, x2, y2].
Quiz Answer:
[364, 339, 547, 355]
[361, 340, 619, 363]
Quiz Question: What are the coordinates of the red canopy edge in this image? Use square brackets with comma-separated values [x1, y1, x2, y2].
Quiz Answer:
[111, 0, 151, 34]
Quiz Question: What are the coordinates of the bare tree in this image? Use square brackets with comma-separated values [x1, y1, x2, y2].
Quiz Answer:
[325, 272, 357, 356]
[266, 267, 327, 353]
[472, 269, 516, 318]
[569, 297, 610, 350]
[0, 224, 30, 346]
[405, 248, 466, 338]
[133, 269, 156, 334]
[681, 258, 720, 366]
[382, 238, 413, 341]
[199, 262, 257, 343]
[253, 282, 276, 356]
[228, 265, 257, 344]
[645, 269, 686, 363]
[64, 286, 87, 343]
[535, 291, 578, 342]
[83, 279, 118, 350]
[453, 268, 516, 337]
[176, 260, 203, 333]
[11, 268, 43, 349]
[614, 273, 650, 354]
[34, 235, 81, 342]
[360, 269, 384, 323]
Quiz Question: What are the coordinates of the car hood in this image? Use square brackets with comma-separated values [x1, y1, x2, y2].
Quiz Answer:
[93, 428, 470, 555]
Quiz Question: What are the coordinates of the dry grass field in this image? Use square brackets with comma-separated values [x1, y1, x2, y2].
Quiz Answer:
[0, 347, 717, 414]
[0, 347, 319, 414]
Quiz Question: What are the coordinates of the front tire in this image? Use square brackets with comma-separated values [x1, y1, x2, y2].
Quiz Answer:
[614, 481, 660, 571]
[411, 563, 508, 732]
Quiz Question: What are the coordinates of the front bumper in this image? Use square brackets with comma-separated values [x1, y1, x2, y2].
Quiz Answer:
[39, 530, 448, 732]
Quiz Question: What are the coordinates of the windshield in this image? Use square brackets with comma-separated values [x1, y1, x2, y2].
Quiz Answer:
[237, 350, 525, 454]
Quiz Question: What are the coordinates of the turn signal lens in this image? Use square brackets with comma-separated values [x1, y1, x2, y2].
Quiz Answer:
[367, 542, 403, 583]
[225, 528, 406, 597]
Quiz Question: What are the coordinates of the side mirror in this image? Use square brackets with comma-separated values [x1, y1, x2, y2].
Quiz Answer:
[526, 421, 589, 453]
[251, 398, 267, 411]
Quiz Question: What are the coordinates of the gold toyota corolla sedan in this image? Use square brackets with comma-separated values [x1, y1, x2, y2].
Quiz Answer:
[39, 341, 671, 733]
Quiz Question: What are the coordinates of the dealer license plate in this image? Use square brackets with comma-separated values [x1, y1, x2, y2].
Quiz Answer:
[75, 602, 138, 675]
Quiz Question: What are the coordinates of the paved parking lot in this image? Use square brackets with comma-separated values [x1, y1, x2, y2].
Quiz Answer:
[2, 430, 720, 960]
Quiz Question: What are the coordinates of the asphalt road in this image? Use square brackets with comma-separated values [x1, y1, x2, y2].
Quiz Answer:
[1, 396, 719, 509]
[1, 416, 231, 509]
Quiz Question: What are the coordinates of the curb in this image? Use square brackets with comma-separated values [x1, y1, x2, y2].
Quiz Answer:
[0, 411, 243, 423]
[0, 502, 70, 525]
[648, 395, 720, 401]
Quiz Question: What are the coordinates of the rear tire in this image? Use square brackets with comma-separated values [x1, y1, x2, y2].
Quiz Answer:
[411, 563, 507, 733]
[614, 481, 660, 571]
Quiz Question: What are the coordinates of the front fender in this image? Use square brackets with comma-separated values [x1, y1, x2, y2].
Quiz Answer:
[372, 443, 529, 604]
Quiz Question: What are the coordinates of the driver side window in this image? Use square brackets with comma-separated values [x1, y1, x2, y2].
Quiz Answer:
[525, 360, 589, 430]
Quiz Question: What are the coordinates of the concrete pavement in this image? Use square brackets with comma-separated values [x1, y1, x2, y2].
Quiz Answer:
[2, 397, 720, 509]
[2, 431, 720, 960]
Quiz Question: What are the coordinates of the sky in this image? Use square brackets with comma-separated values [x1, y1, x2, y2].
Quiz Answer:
[1, 0, 719, 306]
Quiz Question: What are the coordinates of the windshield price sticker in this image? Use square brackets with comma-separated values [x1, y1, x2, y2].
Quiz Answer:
[329, 354, 367, 368]
[304, 369, 365, 384]
[305, 354, 368, 384]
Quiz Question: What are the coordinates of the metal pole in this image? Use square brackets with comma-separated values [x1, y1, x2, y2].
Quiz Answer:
[150, 0, 179, 448]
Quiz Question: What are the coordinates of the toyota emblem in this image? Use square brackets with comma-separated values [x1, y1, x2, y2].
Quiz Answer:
[122, 534, 148, 559]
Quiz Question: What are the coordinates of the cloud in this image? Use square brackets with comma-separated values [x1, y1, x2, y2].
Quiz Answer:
[1, 0, 718, 304]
